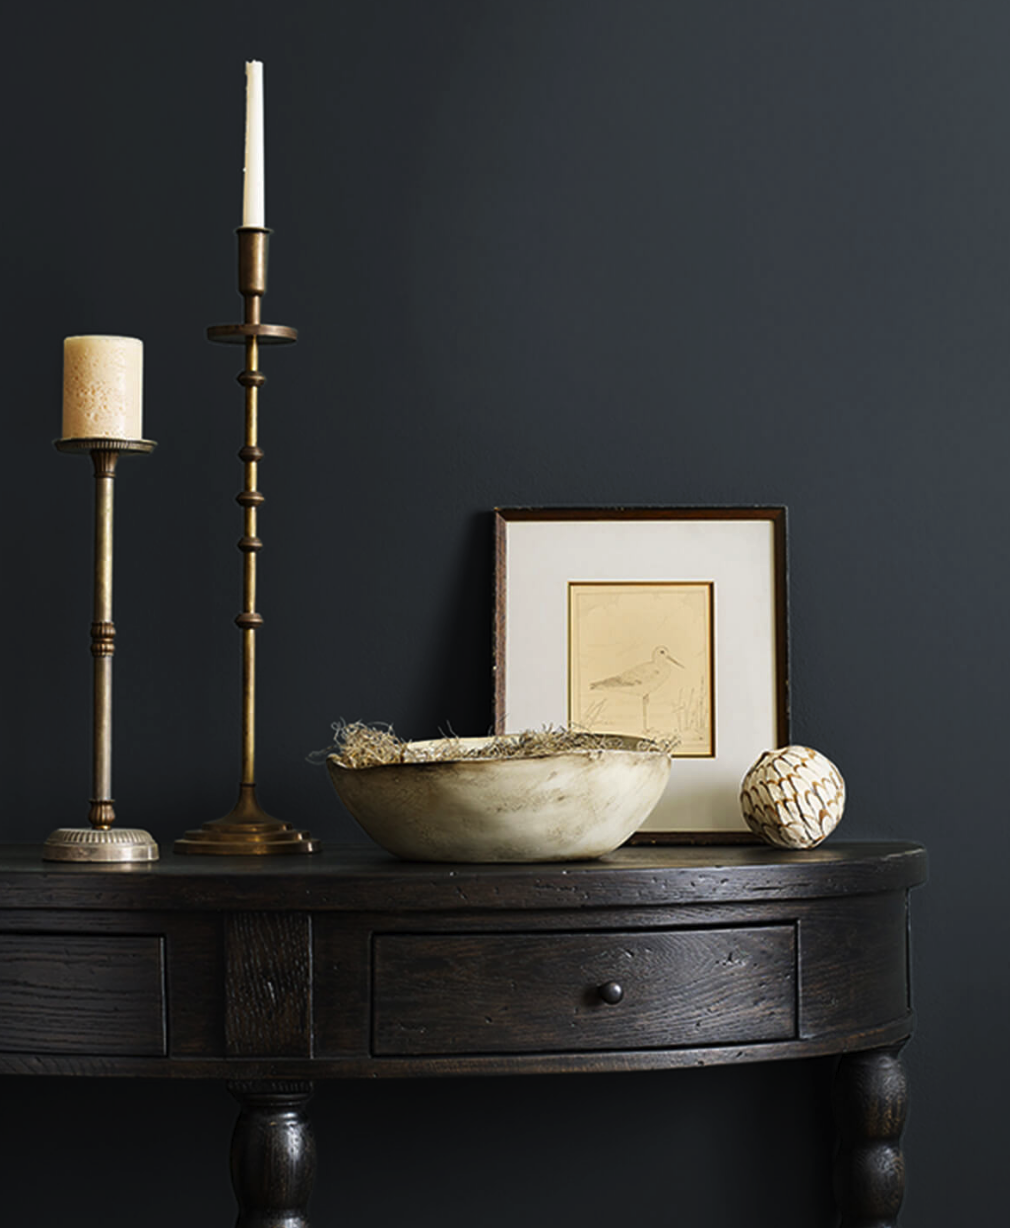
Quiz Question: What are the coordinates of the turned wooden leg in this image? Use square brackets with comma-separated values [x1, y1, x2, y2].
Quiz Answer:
[229, 1081, 316, 1228]
[832, 1044, 909, 1227]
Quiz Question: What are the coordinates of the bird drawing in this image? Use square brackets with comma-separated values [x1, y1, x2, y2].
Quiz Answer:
[590, 645, 684, 733]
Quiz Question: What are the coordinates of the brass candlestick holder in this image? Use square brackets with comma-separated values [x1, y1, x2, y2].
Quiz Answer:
[175, 227, 320, 854]
[43, 438, 159, 863]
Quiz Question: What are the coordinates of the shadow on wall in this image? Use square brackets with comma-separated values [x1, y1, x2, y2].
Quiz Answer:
[414, 510, 497, 736]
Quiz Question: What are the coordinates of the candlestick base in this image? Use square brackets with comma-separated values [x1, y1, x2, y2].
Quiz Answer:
[174, 784, 321, 855]
[42, 826, 159, 863]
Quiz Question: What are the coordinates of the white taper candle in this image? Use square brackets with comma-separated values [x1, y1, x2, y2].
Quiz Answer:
[242, 60, 266, 228]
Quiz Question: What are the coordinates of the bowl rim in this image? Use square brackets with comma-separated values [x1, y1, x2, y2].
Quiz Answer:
[326, 732, 674, 774]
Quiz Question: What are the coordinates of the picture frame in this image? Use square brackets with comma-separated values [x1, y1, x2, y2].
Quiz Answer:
[494, 507, 789, 842]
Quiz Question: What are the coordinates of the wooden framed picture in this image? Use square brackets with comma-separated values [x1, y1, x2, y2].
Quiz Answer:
[494, 507, 789, 842]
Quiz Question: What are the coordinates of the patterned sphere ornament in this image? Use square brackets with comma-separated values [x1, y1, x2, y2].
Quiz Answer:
[740, 746, 845, 849]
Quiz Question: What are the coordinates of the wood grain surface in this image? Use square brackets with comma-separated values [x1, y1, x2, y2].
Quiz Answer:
[0, 933, 165, 1055]
[0, 843, 926, 912]
[225, 913, 313, 1058]
[373, 926, 796, 1054]
[0, 842, 926, 1083]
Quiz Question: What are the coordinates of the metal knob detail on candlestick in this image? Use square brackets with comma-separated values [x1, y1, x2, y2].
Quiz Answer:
[43, 437, 159, 863]
[174, 227, 320, 855]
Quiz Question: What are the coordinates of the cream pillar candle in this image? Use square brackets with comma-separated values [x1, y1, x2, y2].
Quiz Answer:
[242, 60, 265, 228]
[62, 335, 143, 440]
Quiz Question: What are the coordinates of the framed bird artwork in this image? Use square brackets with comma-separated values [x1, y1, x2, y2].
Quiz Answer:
[569, 582, 714, 754]
[494, 507, 789, 843]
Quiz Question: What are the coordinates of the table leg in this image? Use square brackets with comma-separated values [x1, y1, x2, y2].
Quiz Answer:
[228, 1081, 316, 1228]
[832, 1043, 909, 1227]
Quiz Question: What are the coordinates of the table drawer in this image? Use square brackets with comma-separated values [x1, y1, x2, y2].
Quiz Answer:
[373, 927, 796, 1056]
[0, 934, 166, 1056]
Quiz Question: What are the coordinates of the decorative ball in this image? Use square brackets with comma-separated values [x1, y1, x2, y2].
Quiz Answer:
[740, 746, 845, 849]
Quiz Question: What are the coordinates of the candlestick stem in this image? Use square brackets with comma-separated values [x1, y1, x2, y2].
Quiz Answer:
[240, 327, 260, 791]
[174, 227, 320, 855]
[91, 449, 116, 822]
[44, 439, 158, 862]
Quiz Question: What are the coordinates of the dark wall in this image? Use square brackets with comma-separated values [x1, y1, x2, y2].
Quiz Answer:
[2, 3, 1006, 1224]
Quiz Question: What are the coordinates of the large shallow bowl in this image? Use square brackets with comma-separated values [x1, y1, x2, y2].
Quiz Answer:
[326, 735, 672, 862]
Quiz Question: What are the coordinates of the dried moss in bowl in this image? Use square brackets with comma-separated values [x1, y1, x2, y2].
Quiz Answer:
[320, 720, 679, 769]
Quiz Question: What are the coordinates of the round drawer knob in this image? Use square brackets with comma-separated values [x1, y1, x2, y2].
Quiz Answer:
[598, 981, 624, 1005]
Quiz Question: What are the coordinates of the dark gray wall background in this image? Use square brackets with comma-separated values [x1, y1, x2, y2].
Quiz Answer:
[2, 2, 1006, 1224]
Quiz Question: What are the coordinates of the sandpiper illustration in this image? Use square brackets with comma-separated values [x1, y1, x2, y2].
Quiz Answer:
[590, 645, 684, 732]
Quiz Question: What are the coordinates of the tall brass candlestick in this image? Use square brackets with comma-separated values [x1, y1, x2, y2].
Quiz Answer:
[175, 227, 320, 854]
[43, 438, 159, 862]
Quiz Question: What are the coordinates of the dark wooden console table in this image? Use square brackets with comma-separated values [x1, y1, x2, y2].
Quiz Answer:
[0, 841, 925, 1227]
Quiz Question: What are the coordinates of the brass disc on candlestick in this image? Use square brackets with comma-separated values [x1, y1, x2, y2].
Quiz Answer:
[205, 323, 298, 344]
[55, 438, 157, 456]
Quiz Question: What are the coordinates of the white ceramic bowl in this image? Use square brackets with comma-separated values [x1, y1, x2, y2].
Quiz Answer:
[326, 735, 672, 862]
